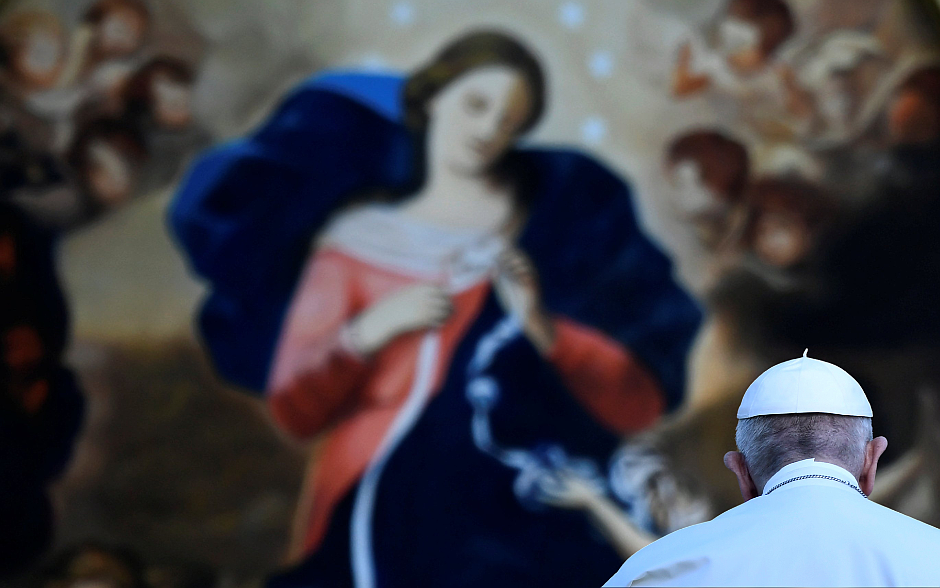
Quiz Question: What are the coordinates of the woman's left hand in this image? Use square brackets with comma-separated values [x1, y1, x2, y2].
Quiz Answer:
[494, 248, 556, 354]
[537, 470, 602, 510]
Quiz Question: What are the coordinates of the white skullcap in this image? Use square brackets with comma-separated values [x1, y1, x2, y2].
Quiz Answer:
[737, 349, 873, 419]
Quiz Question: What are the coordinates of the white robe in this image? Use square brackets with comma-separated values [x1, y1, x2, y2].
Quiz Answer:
[605, 459, 940, 587]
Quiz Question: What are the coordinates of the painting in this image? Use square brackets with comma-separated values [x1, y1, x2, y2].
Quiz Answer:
[1, 1, 939, 587]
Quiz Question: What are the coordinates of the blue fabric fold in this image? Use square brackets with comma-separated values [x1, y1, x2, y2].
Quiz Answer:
[169, 71, 700, 405]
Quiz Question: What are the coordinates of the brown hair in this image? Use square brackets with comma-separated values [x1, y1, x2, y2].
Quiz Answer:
[402, 30, 545, 134]
[726, 0, 795, 58]
[667, 130, 750, 204]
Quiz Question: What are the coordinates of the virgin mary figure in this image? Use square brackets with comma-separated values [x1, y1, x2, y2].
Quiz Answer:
[171, 31, 701, 588]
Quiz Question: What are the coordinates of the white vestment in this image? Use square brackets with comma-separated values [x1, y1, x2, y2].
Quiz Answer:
[605, 459, 940, 587]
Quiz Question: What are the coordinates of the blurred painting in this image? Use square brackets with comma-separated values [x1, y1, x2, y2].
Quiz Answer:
[1, 1, 940, 587]
[171, 31, 701, 587]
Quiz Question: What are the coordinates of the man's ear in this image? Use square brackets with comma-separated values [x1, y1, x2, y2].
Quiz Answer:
[858, 436, 888, 497]
[724, 451, 760, 501]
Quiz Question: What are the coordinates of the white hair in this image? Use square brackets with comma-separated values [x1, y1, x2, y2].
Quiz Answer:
[735, 413, 872, 489]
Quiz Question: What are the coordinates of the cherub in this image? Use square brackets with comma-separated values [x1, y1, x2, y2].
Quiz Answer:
[743, 176, 834, 270]
[664, 129, 750, 252]
[121, 56, 195, 130]
[67, 118, 147, 213]
[673, 0, 795, 101]
[0, 11, 67, 95]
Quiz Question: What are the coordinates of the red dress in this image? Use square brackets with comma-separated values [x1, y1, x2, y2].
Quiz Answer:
[268, 213, 665, 556]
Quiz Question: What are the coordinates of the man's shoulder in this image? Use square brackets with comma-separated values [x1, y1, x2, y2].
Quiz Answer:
[604, 514, 744, 586]
[640, 499, 762, 550]
[857, 497, 940, 542]
[606, 495, 940, 587]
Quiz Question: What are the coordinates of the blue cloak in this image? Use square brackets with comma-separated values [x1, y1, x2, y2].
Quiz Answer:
[170, 72, 700, 407]
[169, 72, 701, 587]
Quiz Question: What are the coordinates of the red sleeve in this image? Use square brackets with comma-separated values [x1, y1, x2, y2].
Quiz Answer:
[548, 317, 665, 434]
[267, 250, 371, 439]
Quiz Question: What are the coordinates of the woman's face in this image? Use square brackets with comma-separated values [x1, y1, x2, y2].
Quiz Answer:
[426, 65, 533, 176]
[97, 7, 146, 58]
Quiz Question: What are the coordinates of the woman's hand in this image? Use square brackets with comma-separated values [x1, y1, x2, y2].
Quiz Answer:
[494, 248, 555, 354]
[541, 470, 657, 559]
[347, 284, 453, 355]
[537, 470, 603, 510]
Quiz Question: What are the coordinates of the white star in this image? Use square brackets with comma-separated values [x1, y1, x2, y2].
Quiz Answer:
[580, 116, 608, 145]
[588, 51, 614, 79]
[558, 2, 585, 29]
[390, 2, 416, 26]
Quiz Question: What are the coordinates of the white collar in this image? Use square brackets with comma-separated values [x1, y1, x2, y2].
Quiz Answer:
[321, 204, 507, 292]
[761, 458, 862, 496]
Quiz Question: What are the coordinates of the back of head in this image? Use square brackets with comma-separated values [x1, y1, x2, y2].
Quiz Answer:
[736, 412, 872, 490]
[733, 352, 876, 491]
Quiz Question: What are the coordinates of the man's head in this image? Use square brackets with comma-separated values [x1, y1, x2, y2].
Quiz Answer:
[724, 352, 888, 500]
[725, 413, 886, 500]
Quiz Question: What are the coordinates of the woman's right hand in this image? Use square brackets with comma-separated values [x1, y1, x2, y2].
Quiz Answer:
[346, 284, 453, 355]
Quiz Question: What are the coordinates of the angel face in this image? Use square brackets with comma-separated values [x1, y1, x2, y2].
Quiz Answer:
[752, 210, 810, 267]
[152, 72, 193, 129]
[12, 25, 65, 89]
[718, 17, 760, 57]
[668, 158, 745, 249]
[87, 140, 135, 205]
[718, 17, 764, 73]
[22, 28, 62, 77]
[669, 160, 723, 218]
[96, 6, 146, 58]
